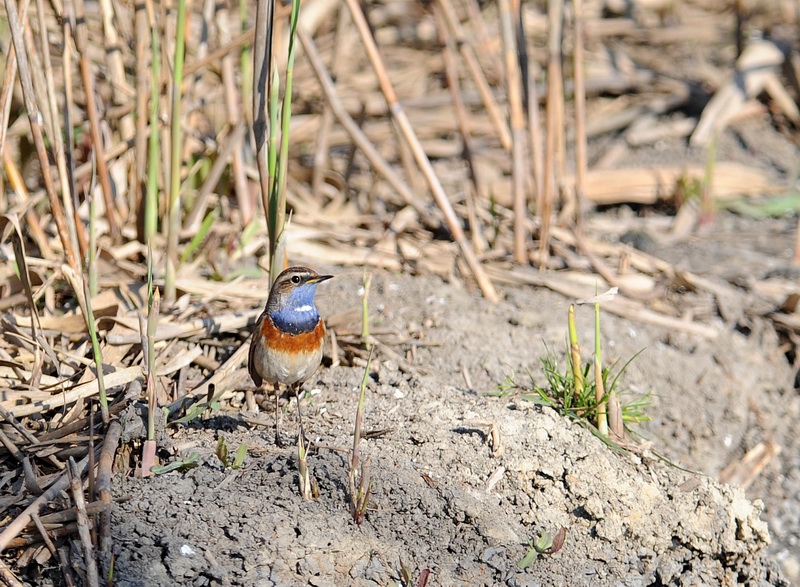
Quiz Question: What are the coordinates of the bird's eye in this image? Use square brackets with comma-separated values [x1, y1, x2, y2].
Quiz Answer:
[291, 275, 301, 284]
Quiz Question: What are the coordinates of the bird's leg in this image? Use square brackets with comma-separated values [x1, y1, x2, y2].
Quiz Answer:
[293, 383, 308, 446]
[274, 384, 284, 448]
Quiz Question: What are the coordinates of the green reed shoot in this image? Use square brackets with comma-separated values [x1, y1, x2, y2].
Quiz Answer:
[593, 302, 608, 435]
[144, 11, 160, 245]
[350, 348, 374, 524]
[361, 271, 372, 349]
[239, 0, 252, 124]
[179, 209, 217, 267]
[297, 433, 316, 500]
[263, 0, 302, 284]
[568, 304, 583, 401]
[141, 250, 160, 476]
[82, 178, 108, 423]
[165, 0, 188, 302]
[504, 304, 650, 442]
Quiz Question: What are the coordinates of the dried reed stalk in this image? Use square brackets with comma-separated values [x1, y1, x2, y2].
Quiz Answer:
[0, 0, 24, 157]
[342, 0, 499, 302]
[539, 0, 565, 267]
[499, 0, 528, 263]
[62, 18, 89, 259]
[253, 0, 274, 222]
[134, 0, 150, 241]
[72, 0, 121, 240]
[216, 1, 252, 225]
[94, 419, 121, 555]
[437, 0, 512, 152]
[0, 446, 98, 552]
[2, 147, 53, 258]
[4, 0, 78, 269]
[311, 4, 348, 199]
[298, 28, 423, 212]
[68, 458, 99, 587]
[433, 3, 479, 193]
[99, 0, 134, 141]
[34, 0, 81, 261]
[571, 0, 587, 226]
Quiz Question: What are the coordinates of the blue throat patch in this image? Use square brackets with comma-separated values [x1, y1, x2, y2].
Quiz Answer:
[269, 284, 320, 335]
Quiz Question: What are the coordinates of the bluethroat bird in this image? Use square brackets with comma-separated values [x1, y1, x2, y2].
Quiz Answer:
[248, 266, 333, 445]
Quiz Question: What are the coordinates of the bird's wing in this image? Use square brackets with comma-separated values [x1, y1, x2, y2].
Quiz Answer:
[248, 313, 264, 387]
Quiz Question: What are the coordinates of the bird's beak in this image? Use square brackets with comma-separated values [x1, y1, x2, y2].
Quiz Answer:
[308, 274, 334, 284]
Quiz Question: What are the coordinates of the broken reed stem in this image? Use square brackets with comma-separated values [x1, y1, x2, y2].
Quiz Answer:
[572, 0, 587, 227]
[499, 0, 528, 264]
[525, 53, 545, 215]
[342, 0, 500, 302]
[0, 447, 99, 552]
[72, 0, 120, 242]
[68, 458, 100, 587]
[4, 0, 78, 270]
[95, 420, 122, 555]
[165, 0, 188, 303]
[253, 0, 274, 241]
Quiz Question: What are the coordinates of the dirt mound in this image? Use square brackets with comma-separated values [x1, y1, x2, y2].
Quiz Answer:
[110, 270, 791, 586]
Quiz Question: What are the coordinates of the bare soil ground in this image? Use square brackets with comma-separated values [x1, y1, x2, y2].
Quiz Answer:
[3, 0, 800, 585]
[108, 231, 799, 586]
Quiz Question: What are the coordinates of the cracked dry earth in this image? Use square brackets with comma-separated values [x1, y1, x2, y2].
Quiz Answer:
[109, 268, 796, 586]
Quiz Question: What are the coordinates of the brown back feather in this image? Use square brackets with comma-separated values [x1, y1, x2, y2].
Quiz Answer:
[248, 312, 265, 387]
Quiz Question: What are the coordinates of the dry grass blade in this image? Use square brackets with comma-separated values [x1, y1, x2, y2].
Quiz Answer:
[0, 559, 25, 587]
[0, 445, 100, 552]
